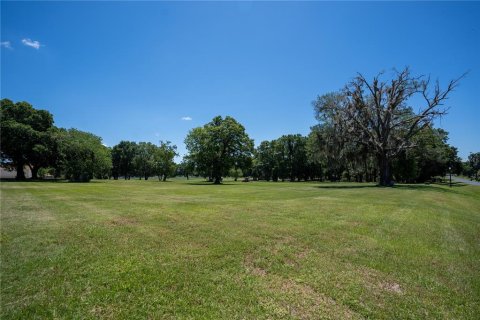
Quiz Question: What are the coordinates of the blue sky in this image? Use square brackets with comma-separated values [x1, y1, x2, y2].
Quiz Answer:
[1, 1, 479, 160]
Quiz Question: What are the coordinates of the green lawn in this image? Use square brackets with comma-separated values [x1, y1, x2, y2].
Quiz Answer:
[1, 179, 479, 319]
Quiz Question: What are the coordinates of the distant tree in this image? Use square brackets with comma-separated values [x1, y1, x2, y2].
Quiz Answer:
[0, 99, 55, 179]
[305, 131, 324, 181]
[468, 152, 480, 180]
[314, 68, 463, 186]
[228, 167, 243, 181]
[111, 146, 121, 180]
[134, 142, 157, 180]
[93, 144, 112, 179]
[392, 128, 461, 182]
[233, 149, 253, 180]
[185, 116, 254, 184]
[153, 141, 177, 181]
[255, 140, 276, 181]
[177, 156, 195, 179]
[275, 134, 308, 181]
[54, 129, 109, 182]
[308, 123, 346, 182]
[111, 141, 137, 180]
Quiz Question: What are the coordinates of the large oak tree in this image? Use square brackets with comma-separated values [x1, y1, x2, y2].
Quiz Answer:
[314, 68, 463, 186]
[0, 99, 55, 179]
[185, 116, 253, 184]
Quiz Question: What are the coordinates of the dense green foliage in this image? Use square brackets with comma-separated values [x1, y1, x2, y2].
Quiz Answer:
[251, 126, 461, 184]
[463, 152, 480, 181]
[133, 142, 157, 180]
[1, 99, 178, 182]
[153, 141, 178, 181]
[111, 140, 177, 181]
[0, 99, 55, 179]
[0, 99, 113, 181]
[54, 128, 112, 182]
[252, 135, 317, 182]
[111, 141, 138, 180]
[2, 179, 479, 318]
[0, 68, 472, 185]
[312, 68, 462, 186]
[185, 116, 254, 184]
[392, 128, 461, 183]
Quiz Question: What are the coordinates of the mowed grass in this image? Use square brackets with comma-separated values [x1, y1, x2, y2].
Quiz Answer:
[1, 179, 479, 319]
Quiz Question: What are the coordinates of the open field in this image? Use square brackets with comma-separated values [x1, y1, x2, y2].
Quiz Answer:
[1, 179, 479, 319]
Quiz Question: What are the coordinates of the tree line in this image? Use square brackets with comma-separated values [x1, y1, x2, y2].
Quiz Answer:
[111, 140, 177, 181]
[1, 68, 478, 184]
[0, 99, 176, 182]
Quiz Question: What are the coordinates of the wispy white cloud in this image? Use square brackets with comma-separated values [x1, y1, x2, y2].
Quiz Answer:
[181, 116, 192, 121]
[1, 41, 12, 49]
[21, 38, 41, 49]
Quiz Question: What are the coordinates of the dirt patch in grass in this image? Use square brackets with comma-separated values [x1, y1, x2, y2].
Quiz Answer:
[356, 266, 404, 296]
[108, 217, 138, 226]
[295, 249, 312, 260]
[90, 305, 115, 318]
[244, 252, 360, 319]
[379, 282, 403, 294]
[244, 253, 268, 277]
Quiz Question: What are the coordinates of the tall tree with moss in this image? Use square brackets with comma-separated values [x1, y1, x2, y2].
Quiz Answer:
[314, 68, 463, 186]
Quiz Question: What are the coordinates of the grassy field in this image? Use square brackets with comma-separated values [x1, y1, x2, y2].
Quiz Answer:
[1, 179, 479, 319]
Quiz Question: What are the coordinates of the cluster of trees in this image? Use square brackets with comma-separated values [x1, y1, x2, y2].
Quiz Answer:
[463, 152, 480, 181]
[111, 140, 177, 181]
[251, 135, 313, 182]
[247, 127, 461, 184]
[0, 99, 176, 182]
[2, 68, 477, 185]
[1, 99, 111, 181]
[309, 68, 465, 186]
[182, 68, 469, 185]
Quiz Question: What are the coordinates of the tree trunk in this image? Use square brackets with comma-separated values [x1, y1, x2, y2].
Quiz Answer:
[162, 175, 167, 182]
[15, 162, 26, 180]
[214, 176, 221, 184]
[31, 166, 39, 180]
[145, 174, 149, 180]
[378, 154, 392, 186]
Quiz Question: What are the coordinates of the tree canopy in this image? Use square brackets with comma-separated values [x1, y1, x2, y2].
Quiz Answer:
[54, 128, 111, 182]
[185, 116, 253, 184]
[1, 99, 55, 179]
[313, 68, 463, 186]
[1, 68, 472, 185]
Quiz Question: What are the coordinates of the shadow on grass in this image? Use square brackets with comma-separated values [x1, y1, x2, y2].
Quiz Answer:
[314, 182, 467, 194]
[0, 178, 68, 183]
[0, 178, 109, 183]
[185, 181, 236, 186]
[314, 184, 378, 189]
